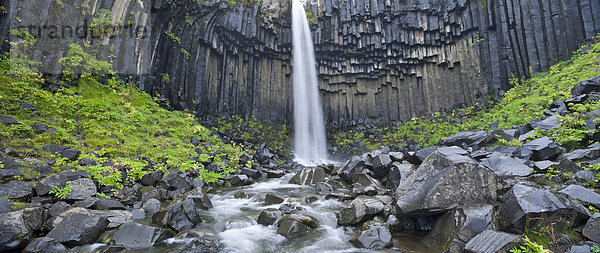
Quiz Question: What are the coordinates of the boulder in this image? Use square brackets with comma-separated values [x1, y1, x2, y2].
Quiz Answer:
[338, 196, 384, 225]
[35, 174, 69, 196]
[141, 171, 164, 186]
[289, 167, 326, 185]
[407, 147, 437, 165]
[386, 163, 414, 190]
[138, 186, 161, 202]
[583, 213, 600, 243]
[480, 153, 532, 179]
[440, 130, 487, 147]
[337, 156, 366, 183]
[171, 230, 220, 253]
[0, 208, 45, 250]
[395, 147, 499, 215]
[559, 185, 600, 209]
[257, 208, 283, 226]
[185, 188, 213, 210]
[372, 154, 392, 178]
[143, 198, 161, 215]
[498, 183, 588, 234]
[23, 237, 66, 253]
[110, 222, 174, 249]
[229, 174, 252, 186]
[152, 199, 202, 232]
[571, 75, 600, 96]
[464, 230, 520, 253]
[31, 123, 51, 134]
[522, 137, 563, 161]
[46, 211, 109, 247]
[53, 208, 132, 229]
[61, 148, 81, 161]
[567, 245, 591, 253]
[575, 170, 597, 182]
[423, 205, 496, 252]
[93, 198, 127, 210]
[276, 213, 319, 237]
[350, 221, 392, 249]
[265, 194, 284, 205]
[388, 152, 404, 162]
[160, 170, 193, 191]
[531, 115, 561, 131]
[562, 146, 600, 161]
[67, 178, 97, 201]
[0, 181, 33, 200]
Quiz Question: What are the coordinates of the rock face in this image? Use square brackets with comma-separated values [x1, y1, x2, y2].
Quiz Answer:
[395, 147, 499, 215]
[5, 0, 600, 125]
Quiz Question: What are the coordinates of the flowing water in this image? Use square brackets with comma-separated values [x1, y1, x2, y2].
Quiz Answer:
[292, 0, 329, 165]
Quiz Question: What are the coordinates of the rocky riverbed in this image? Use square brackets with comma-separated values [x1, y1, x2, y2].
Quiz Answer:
[3, 76, 600, 252]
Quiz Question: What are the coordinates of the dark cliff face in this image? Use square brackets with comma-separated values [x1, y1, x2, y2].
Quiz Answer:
[3, 0, 600, 126]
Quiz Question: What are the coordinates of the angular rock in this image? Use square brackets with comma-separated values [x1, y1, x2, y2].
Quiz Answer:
[110, 222, 174, 249]
[132, 209, 145, 220]
[372, 154, 392, 178]
[61, 148, 81, 161]
[388, 152, 404, 162]
[571, 75, 600, 96]
[338, 195, 384, 225]
[559, 185, 600, 209]
[265, 193, 284, 205]
[350, 221, 392, 249]
[141, 171, 164, 186]
[464, 230, 520, 253]
[0, 208, 45, 250]
[78, 158, 97, 167]
[35, 174, 69, 196]
[53, 208, 132, 229]
[440, 130, 487, 147]
[337, 156, 366, 183]
[31, 123, 50, 134]
[498, 183, 586, 234]
[583, 213, 600, 243]
[257, 208, 283, 226]
[152, 199, 202, 232]
[276, 213, 319, 237]
[289, 167, 326, 185]
[523, 137, 563, 161]
[575, 170, 597, 182]
[480, 153, 532, 179]
[423, 205, 496, 252]
[68, 178, 97, 201]
[23, 237, 66, 253]
[160, 170, 193, 191]
[47, 211, 108, 247]
[407, 147, 437, 165]
[138, 185, 161, 202]
[185, 188, 213, 210]
[172, 230, 220, 253]
[0, 198, 12, 214]
[93, 198, 127, 210]
[0, 181, 33, 200]
[531, 115, 561, 131]
[395, 147, 499, 215]
[568, 245, 591, 253]
[143, 198, 161, 215]
[229, 174, 252, 186]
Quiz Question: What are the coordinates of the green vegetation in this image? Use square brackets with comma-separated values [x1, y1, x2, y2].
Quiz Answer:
[49, 182, 72, 199]
[165, 30, 181, 44]
[306, 10, 318, 25]
[0, 33, 251, 193]
[509, 236, 550, 253]
[210, 115, 290, 154]
[89, 9, 113, 38]
[334, 39, 600, 152]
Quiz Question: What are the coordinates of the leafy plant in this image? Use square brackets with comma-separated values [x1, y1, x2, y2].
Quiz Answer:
[509, 236, 550, 253]
[49, 182, 73, 200]
[592, 245, 600, 253]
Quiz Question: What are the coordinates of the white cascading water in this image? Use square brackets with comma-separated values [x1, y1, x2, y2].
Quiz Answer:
[292, 0, 329, 165]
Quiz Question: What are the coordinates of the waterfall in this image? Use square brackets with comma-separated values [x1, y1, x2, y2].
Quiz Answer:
[291, 0, 328, 165]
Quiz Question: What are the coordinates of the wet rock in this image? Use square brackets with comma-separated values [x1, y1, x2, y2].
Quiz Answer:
[263, 168, 285, 178]
[53, 208, 132, 229]
[240, 167, 260, 179]
[423, 205, 496, 252]
[350, 221, 392, 249]
[276, 213, 319, 237]
[395, 147, 499, 215]
[161, 170, 193, 191]
[337, 156, 366, 183]
[138, 186, 161, 202]
[257, 208, 283, 226]
[229, 174, 252, 186]
[559, 185, 600, 209]
[571, 75, 600, 96]
[498, 183, 586, 234]
[152, 199, 202, 232]
[289, 167, 326, 185]
[372, 154, 392, 178]
[464, 230, 520, 253]
[440, 130, 487, 148]
[265, 193, 284, 205]
[338, 196, 384, 225]
[143, 198, 161, 215]
[35, 174, 69, 196]
[185, 188, 213, 210]
[0, 198, 12, 214]
[23, 237, 65, 253]
[279, 203, 303, 214]
[172, 230, 220, 252]
[480, 153, 532, 179]
[583, 213, 600, 243]
[0, 208, 45, 250]
[315, 182, 334, 193]
[68, 178, 97, 201]
[0, 181, 33, 200]
[110, 222, 175, 249]
[0, 115, 19, 126]
[523, 137, 563, 161]
[47, 211, 108, 247]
